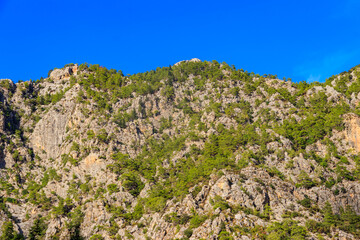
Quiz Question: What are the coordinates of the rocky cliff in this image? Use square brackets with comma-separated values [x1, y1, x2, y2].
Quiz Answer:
[0, 61, 360, 239]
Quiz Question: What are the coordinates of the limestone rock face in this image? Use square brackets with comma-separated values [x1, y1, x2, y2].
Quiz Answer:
[344, 113, 360, 152]
[29, 84, 79, 159]
[0, 108, 5, 134]
[50, 65, 78, 80]
[30, 107, 70, 159]
[174, 58, 201, 66]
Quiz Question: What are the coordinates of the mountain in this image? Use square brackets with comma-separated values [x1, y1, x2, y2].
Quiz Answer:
[0, 60, 360, 239]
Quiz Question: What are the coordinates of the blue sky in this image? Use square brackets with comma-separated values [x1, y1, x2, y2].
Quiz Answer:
[0, 0, 360, 82]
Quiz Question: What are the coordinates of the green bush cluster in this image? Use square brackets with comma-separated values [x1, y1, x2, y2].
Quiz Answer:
[266, 219, 308, 240]
[306, 202, 360, 237]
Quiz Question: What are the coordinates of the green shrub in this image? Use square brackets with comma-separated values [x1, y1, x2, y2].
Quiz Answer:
[145, 196, 167, 212]
[184, 228, 193, 238]
[97, 129, 108, 143]
[296, 171, 316, 189]
[1, 221, 24, 240]
[266, 219, 308, 240]
[89, 234, 104, 240]
[298, 196, 311, 208]
[211, 195, 230, 211]
[189, 214, 208, 229]
[29, 215, 47, 240]
[107, 184, 119, 194]
[165, 212, 191, 225]
[121, 171, 144, 197]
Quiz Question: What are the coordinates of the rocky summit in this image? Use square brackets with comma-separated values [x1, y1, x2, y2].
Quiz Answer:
[1, 60, 360, 240]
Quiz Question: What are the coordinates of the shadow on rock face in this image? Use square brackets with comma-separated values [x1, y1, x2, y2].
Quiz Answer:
[0, 151, 5, 169]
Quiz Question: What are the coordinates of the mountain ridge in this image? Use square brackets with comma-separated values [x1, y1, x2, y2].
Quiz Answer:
[0, 60, 360, 239]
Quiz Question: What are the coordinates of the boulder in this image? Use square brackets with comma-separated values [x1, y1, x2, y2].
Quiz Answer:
[49, 65, 78, 80]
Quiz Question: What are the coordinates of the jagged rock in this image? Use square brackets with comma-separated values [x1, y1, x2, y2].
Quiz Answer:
[49, 65, 78, 80]
[343, 113, 360, 152]
[30, 107, 70, 159]
[174, 58, 201, 66]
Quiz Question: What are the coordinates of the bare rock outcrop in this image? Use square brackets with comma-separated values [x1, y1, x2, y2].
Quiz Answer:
[344, 113, 360, 152]
[49, 65, 78, 80]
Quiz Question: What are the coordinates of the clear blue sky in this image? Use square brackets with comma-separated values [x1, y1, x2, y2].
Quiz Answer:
[1, 0, 360, 82]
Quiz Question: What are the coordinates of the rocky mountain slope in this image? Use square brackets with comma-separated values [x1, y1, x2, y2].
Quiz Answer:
[0, 60, 360, 239]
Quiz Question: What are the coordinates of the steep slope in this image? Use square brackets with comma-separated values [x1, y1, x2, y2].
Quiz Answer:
[0, 61, 360, 239]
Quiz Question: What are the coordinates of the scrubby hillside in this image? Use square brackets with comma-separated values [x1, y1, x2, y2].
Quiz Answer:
[0, 60, 360, 239]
